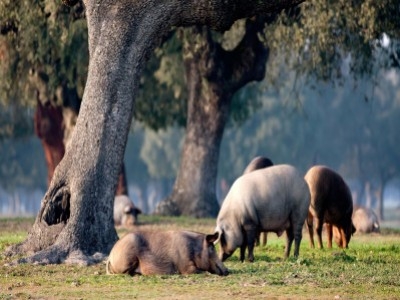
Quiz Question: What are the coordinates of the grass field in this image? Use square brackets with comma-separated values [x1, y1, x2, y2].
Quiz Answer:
[1, 215, 400, 299]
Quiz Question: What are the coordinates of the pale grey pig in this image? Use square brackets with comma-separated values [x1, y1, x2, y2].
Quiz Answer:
[352, 206, 380, 234]
[305, 165, 355, 249]
[113, 195, 141, 227]
[242, 156, 274, 247]
[106, 230, 228, 276]
[215, 164, 310, 262]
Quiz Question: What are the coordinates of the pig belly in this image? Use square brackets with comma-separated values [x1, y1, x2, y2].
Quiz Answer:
[260, 219, 290, 237]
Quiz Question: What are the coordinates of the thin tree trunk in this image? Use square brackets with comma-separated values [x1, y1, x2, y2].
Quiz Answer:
[158, 28, 231, 217]
[156, 18, 269, 217]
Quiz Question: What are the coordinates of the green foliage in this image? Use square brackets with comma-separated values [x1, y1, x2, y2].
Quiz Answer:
[135, 25, 263, 131]
[264, 0, 400, 85]
[139, 126, 184, 179]
[134, 32, 187, 130]
[1, 216, 400, 299]
[0, 1, 88, 105]
[219, 69, 400, 183]
[0, 0, 88, 139]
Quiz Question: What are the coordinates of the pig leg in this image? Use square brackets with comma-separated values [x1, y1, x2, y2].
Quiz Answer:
[240, 243, 246, 262]
[315, 217, 324, 249]
[180, 262, 200, 275]
[293, 223, 304, 258]
[243, 228, 257, 262]
[339, 227, 347, 248]
[254, 229, 260, 247]
[261, 232, 268, 247]
[326, 223, 333, 248]
[284, 227, 294, 258]
[306, 211, 315, 248]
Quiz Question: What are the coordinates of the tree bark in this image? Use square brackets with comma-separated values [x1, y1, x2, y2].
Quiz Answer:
[5, 0, 303, 265]
[156, 18, 269, 217]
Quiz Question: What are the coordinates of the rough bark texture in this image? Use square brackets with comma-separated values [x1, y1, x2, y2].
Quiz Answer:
[156, 18, 269, 217]
[5, 0, 303, 265]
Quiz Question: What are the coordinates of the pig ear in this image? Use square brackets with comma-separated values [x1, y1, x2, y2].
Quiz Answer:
[134, 207, 142, 214]
[206, 232, 220, 244]
[210, 226, 223, 245]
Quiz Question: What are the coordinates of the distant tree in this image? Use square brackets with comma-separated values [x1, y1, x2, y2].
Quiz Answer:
[155, 19, 269, 217]
[0, 0, 86, 187]
[0, 1, 134, 195]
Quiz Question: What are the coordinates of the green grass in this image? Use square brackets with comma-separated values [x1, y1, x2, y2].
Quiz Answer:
[1, 216, 400, 299]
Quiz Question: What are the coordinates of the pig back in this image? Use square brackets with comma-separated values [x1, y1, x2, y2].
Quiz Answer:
[243, 156, 273, 174]
[352, 207, 380, 233]
[305, 166, 353, 223]
[220, 164, 310, 231]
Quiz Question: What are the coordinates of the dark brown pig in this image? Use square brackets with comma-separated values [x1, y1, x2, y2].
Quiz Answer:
[243, 156, 274, 175]
[242, 156, 274, 247]
[106, 230, 228, 276]
[305, 165, 355, 249]
[352, 206, 380, 234]
[215, 164, 310, 262]
[113, 195, 141, 227]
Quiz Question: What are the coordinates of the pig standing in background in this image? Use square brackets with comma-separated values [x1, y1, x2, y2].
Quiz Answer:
[352, 206, 380, 234]
[114, 195, 142, 227]
[215, 164, 310, 262]
[242, 156, 274, 247]
[243, 156, 274, 175]
[106, 230, 228, 276]
[305, 165, 355, 249]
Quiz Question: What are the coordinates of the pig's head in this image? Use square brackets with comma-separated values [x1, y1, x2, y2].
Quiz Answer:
[372, 221, 380, 233]
[333, 222, 356, 248]
[214, 224, 243, 262]
[197, 232, 228, 276]
[122, 205, 142, 226]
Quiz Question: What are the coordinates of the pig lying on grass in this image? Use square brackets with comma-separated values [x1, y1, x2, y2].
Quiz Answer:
[242, 156, 274, 247]
[215, 164, 310, 262]
[106, 230, 228, 276]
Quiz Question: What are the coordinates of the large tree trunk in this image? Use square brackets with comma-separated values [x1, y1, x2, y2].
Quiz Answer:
[5, 0, 303, 265]
[156, 18, 269, 217]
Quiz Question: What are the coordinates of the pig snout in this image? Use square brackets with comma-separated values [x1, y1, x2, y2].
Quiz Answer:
[208, 250, 229, 276]
[213, 260, 229, 276]
[205, 233, 229, 276]
[122, 206, 141, 226]
[209, 247, 229, 276]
